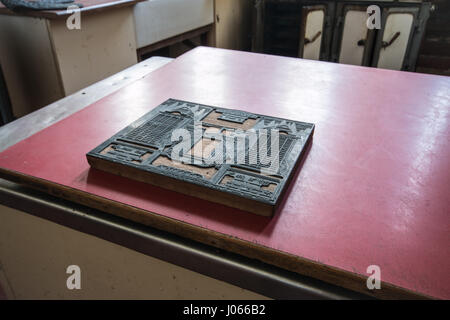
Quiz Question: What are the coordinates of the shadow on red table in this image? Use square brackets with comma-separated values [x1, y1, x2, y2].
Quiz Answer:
[83, 139, 312, 236]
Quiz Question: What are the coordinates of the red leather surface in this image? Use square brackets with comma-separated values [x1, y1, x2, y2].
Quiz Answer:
[0, 47, 449, 298]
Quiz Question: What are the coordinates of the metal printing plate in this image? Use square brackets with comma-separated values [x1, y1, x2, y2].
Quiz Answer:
[87, 99, 314, 209]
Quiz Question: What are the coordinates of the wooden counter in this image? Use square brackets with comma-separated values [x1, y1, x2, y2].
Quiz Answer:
[1, 47, 449, 299]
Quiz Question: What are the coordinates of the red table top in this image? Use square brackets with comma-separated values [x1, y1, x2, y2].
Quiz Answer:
[1, 47, 449, 299]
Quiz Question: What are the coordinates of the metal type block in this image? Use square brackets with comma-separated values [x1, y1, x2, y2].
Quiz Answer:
[87, 99, 314, 216]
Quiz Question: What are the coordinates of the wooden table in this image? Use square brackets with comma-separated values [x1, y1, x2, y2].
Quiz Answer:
[0, 55, 364, 300]
[0, 47, 449, 299]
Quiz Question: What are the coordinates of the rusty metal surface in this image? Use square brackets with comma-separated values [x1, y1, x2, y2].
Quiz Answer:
[87, 99, 314, 213]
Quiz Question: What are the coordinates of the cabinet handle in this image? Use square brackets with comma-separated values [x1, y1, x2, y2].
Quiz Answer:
[304, 31, 322, 45]
[382, 32, 401, 48]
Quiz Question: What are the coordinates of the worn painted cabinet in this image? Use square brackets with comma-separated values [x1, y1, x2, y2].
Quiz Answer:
[298, 3, 334, 61]
[0, 3, 139, 118]
[333, 4, 375, 66]
[371, 6, 423, 70]
[253, 0, 431, 71]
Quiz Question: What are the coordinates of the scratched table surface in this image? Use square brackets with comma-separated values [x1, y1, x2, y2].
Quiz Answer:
[0, 47, 448, 299]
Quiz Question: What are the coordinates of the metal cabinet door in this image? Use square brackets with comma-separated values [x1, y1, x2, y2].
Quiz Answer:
[332, 5, 375, 66]
[372, 7, 419, 70]
[298, 3, 334, 61]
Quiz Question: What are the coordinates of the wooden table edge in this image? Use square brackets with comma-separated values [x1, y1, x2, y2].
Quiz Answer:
[0, 167, 435, 300]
